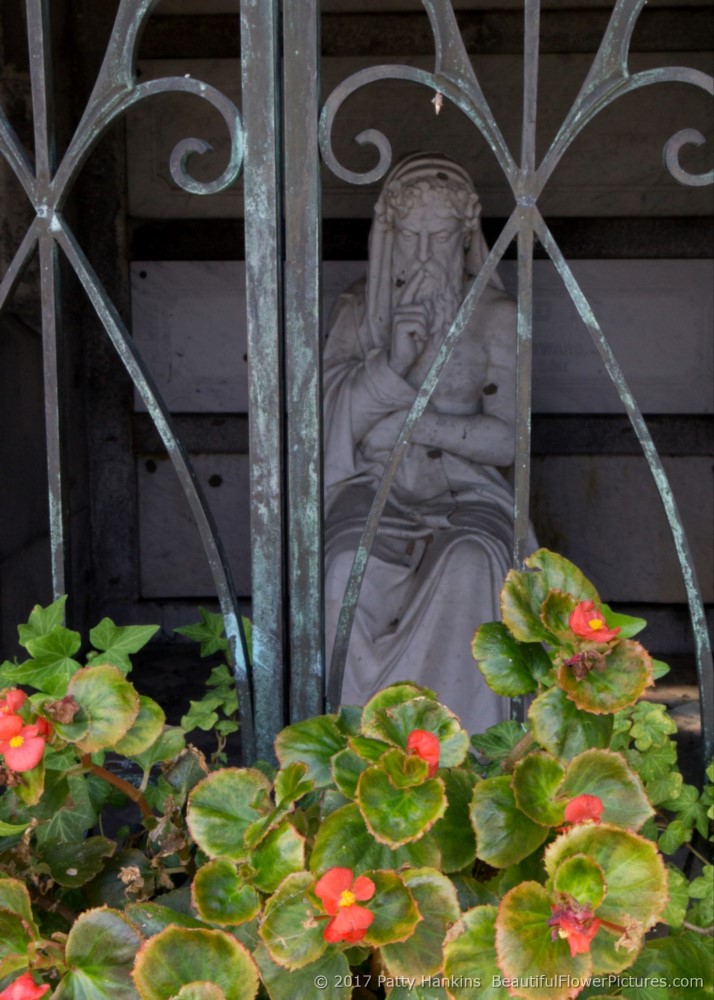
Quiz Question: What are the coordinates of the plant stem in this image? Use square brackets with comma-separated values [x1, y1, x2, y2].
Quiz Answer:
[682, 920, 714, 937]
[685, 842, 711, 866]
[80, 754, 153, 819]
[30, 889, 77, 927]
[501, 730, 536, 773]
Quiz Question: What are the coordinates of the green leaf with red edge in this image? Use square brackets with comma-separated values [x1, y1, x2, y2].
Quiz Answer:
[13, 755, 46, 806]
[540, 590, 578, 641]
[350, 735, 393, 761]
[310, 802, 440, 874]
[243, 763, 313, 851]
[495, 882, 593, 1000]
[192, 859, 261, 926]
[558, 749, 653, 831]
[172, 985, 226, 1000]
[187, 768, 272, 861]
[0, 878, 39, 937]
[380, 868, 459, 977]
[386, 984, 448, 1000]
[357, 765, 447, 846]
[553, 854, 606, 910]
[470, 776, 549, 868]
[250, 818, 305, 893]
[471, 622, 552, 697]
[558, 640, 653, 714]
[529, 686, 613, 762]
[380, 747, 430, 788]
[544, 824, 668, 933]
[527, 549, 601, 605]
[429, 768, 478, 873]
[253, 942, 352, 1000]
[361, 870, 421, 947]
[332, 746, 369, 798]
[360, 682, 438, 730]
[360, 697, 469, 769]
[132, 926, 259, 1000]
[512, 753, 566, 827]
[274, 716, 347, 788]
[0, 909, 34, 981]
[500, 569, 554, 643]
[442, 905, 511, 1000]
[53, 664, 140, 753]
[113, 696, 165, 757]
[259, 872, 327, 971]
[52, 906, 143, 1000]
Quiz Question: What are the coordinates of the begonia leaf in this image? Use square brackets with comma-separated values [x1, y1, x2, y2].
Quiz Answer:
[472, 622, 552, 696]
[442, 905, 510, 1000]
[172, 985, 226, 1000]
[558, 749, 653, 831]
[253, 942, 351, 1000]
[132, 726, 186, 769]
[52, 907, 142, 1000]
[380, 868, 459, 977]
[132, 926, 259, 1000]
[471, 720, 526, 763]
[259, 872, 327, 970]
[544, 824, 668, 932]
[124, 902, 205, 938]
[186, 768, 272, 861]
[54, 664, 140, 753]
[540, 589, 579, 640]
[386, 983, 448, 1000]
[429, 768, 478, 872]
[360, 683, 438, 730]
[42, 835, 116, 888]
[529, 686, 613, 762]
[349, 735, 392, 761]
[0, 878, 39, 936]
[310, 803, 440, 874]
[361, 696, 469, 768]
[0, 908, 33, 981]
[500, 569, 554, 643]
[274, 761, 313, 806]
[114, 696, 166, 757]
[470, 776, 549, 867]
[14, 756, 45, 806]
[192, 859, 261, 926]
[558, 640, 653, 714]
[552, 854, 606, 910]
[250, 818, 305, 893]
[512, 753, 566, 827]
[361, 869, 421, 947]
[274, 716, 347, 787]
[379, 747, 429, 788]
[357, 766, 447, 846]
[332, 746, 369, 798]
[600, 604, 646, 639]
[495, 883, 592, 1000]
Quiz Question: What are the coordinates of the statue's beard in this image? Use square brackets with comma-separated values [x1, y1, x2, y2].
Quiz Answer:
[392, 261, 463, 338]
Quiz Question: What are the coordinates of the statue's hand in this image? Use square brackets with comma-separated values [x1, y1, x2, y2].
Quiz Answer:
[361, 409, 411, 452]
[389, 303, 431, 377]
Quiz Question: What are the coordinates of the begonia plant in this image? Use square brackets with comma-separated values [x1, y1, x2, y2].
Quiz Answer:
[0, 550, 711, 999]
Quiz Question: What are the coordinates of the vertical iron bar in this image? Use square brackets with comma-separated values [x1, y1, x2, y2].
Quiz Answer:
[240, 0, 287, 759]
[282, 0, 325, 721]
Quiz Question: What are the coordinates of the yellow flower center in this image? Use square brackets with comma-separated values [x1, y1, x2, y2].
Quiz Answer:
[588, 618, 604, 631]
[338, 890, 356, 908]
[9, 735, 24, 749]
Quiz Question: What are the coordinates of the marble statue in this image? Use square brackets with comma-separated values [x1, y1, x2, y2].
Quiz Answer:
[323, 152, 531, 734]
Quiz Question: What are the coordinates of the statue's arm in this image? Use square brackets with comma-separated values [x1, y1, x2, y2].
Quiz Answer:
[410, 294, 518, 467]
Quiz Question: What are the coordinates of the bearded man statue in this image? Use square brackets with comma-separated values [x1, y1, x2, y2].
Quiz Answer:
[323, 153, 531, 734]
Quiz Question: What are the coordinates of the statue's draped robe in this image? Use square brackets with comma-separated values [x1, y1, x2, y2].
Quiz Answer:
[324, 278, 524, 734]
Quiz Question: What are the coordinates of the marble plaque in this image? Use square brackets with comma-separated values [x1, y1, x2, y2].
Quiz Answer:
[137, 452, 251, 598]
[132, 259, 712, 414]
[127, 53, 713, 218]
[531, 455, 713, 603]
[131, 261, 248, 413]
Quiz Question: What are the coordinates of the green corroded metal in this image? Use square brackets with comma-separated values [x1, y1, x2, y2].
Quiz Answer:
[0, 0, 254, 758]
[318, 0, 713, 767]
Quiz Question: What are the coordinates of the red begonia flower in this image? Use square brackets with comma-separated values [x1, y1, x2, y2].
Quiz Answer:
[314, 867, 375, 943]
[0, 720, 46, 772]
[564, 793, 604, 826]
[0, 689, 27, 715]
[548, 902, 602, 957]
[568, 601, 620, 643]
[0, 972, 50, 1000]
[406, 729, 440, 777]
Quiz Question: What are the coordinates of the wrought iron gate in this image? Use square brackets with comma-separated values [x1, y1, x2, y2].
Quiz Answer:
[0, 0, 712, 767]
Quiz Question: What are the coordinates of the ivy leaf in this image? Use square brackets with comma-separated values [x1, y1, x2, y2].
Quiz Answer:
[88, 619, 159, 673]
[17, 596, 67, 648]
[175, 608, 230, 657]
[627, 701, 678, 751]
[1, 627, 82, 695]
[471, 720, 526, 762]
[660, 784, 711, 839]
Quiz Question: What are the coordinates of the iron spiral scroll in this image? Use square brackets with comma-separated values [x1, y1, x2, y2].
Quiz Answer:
[319, 0, 713, 769]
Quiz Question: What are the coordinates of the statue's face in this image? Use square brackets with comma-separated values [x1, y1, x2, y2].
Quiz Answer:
[391, 201, 464, 303]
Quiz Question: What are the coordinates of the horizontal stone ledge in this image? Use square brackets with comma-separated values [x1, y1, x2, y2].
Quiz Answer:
[136, 8, 714, 60]
[129, 216, 714, 262]
[132, 413, 712, 457]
